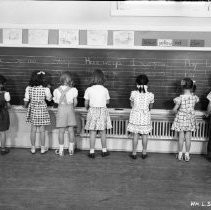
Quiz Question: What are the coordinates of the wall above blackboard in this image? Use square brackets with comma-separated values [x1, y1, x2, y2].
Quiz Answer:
[1, 27, 211, 50]
[0, 47, 210, 110]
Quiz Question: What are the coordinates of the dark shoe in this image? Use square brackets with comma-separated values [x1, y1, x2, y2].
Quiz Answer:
[142, 154, 148, 159]
[1, 148, 10, 155]
[130, 154, 137, 159]
[88, 153, 95, 159]
[101, 151, 110, 157]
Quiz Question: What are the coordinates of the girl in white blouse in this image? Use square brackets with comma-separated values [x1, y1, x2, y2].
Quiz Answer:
[84, 69, 112, 158]
[53, 72, 78, 156]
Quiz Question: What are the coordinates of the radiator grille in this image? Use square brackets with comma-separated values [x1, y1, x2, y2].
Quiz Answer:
[80, 117, 209, 141]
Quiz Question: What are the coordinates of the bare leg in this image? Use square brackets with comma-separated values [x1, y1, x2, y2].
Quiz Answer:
[68, 127, 75, 144]
[58, 128, 65, 145]
[142, 134, 148, 155]
[132, 133, 139, 155]
[185, 131, 191, 153]
[90, 130, 96, 151]
[40, 126, 46, 147]
[0, 131, 6, 149]
[100, 130, 107, 149]
[68, 127, 75, 155]
[178, 131, 184, 153]
[30, 125, 37, 146]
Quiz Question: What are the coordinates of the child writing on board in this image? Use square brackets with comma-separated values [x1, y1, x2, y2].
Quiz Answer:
[127, 74, 154, 159]
[24, 71, 52, 154]
[0, 75, 11, 155]
[84, 69, 112, 158]
[53, 72, 78, 157]
[206, 91, 211, 115]
[171, 78, 199, 162]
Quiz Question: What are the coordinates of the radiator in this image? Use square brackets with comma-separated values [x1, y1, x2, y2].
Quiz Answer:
[80, 109, 209, 142]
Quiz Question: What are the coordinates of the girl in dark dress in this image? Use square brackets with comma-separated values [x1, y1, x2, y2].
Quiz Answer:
[0, 75, 11, 155]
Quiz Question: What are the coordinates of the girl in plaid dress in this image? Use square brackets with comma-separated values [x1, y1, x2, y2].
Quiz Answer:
[127, 74, 154, 160]
[0, 75, 11, 155]
[24, 71, 52, 154]
[84, 69, 112, 158]
[171, 78, 199, 162]
[53, 72, 78, 157]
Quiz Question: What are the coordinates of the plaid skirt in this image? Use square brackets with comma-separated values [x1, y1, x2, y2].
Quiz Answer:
[85, 107, 112, 131]
[26, 102, 50, 126]
[171, 111, 198, 132]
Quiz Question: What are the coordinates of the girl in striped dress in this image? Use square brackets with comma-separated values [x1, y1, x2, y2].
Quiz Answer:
[171, 78, 199, 162]
[84, 69, 112, 158]
[24, 71, 52, 154]
[53, 72, 78, 157]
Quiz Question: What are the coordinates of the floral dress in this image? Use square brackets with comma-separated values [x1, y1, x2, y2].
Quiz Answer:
[127, 90, 154, 134]
[171, 94, 199, 131]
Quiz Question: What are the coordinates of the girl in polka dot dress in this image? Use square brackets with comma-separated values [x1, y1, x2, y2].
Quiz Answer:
[24, 71, 52, 154]
[84, 69, 112, 158]
[127, 74, 154, 159]
[171, 78, 199, 162]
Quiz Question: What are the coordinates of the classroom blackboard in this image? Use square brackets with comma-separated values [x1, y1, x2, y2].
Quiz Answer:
[0, 47, 210, 110]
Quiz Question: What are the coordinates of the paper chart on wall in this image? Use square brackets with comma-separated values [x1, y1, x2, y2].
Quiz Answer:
[3, 29, 22, 45]
[59, 29, 79, 45]
[87, 30, 108, 46]
[113, 31, 134, 47]
[28, 29, 48, 45]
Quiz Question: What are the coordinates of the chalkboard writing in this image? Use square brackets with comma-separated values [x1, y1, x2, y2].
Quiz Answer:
[0, 48, 210, 110]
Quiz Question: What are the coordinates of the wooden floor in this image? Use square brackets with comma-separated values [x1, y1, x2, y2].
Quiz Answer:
[0, 149, 211, 210]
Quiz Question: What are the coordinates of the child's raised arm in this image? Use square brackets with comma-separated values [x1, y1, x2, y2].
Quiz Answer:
[172, 103, 180, 114]
[85, 99, 89, 110]
[45, 88, 52, 101]
[207, 101, 211, 115]
[149, 103, 153, 111]
[73, 97, 78, 107]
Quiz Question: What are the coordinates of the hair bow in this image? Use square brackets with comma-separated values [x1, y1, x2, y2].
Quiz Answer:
[37, 71, 45, 75]
[193, 80, 196, 84]
[137, 85, 148, 92]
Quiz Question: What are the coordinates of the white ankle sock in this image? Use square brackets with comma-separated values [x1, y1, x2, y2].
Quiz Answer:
[185, 152, 189, 156]
[69, 142, 74, 151]
[102, 148, 107, 152]
[59, 144, 64, 152]
[90, 149, 95, 154]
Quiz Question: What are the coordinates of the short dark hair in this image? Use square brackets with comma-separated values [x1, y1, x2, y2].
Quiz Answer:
[136, 74, 149, 93]
[29, 71, 48, 87]
[181, 77, 196, 92]
[0, 74, 7, 91]
[90, 69, 105, 86]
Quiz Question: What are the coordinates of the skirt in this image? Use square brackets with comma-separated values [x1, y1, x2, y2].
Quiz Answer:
[56, 104, 76, 127]
[0, 109, 10, 131]
[171, 111, 198, 132]
[127, 123, 152, 135]
[85, 107, 112, 131]
[26, 102, 50, 126]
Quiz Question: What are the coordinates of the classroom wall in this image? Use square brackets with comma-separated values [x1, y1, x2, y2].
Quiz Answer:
[0, 1, 211, 30]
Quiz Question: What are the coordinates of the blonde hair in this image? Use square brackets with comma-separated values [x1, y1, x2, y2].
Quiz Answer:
[60, 71, 73, 87]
